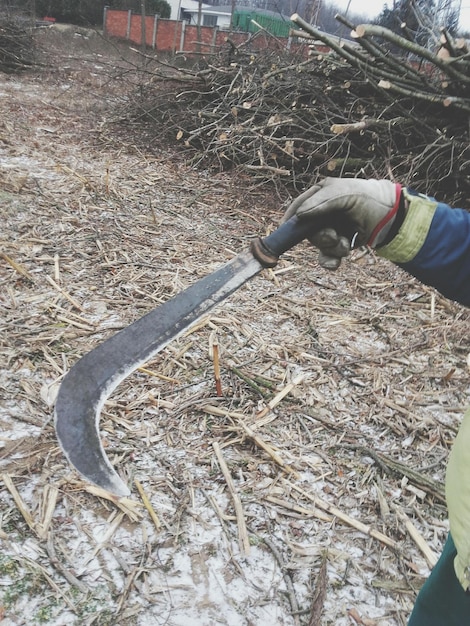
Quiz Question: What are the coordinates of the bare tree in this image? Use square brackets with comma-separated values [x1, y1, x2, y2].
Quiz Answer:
[304, 0, 321, 24]
[377, 0, 460, 48]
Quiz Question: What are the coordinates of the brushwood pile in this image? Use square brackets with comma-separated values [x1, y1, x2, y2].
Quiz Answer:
[124, 18, 470, 207]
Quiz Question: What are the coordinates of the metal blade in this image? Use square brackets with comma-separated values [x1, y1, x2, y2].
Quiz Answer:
[54, 215, 318, 496]
[55, 250, 263, 497]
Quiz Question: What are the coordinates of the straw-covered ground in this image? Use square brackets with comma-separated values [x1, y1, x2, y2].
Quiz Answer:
[0, 27, 469, 626]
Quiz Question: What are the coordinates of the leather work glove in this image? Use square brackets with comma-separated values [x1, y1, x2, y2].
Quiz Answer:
[283, 177, 402, 270]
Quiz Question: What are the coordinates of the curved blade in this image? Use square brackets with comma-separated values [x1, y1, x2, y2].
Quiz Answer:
[55, 216, 316, 496]
[55, 251, 263, 497]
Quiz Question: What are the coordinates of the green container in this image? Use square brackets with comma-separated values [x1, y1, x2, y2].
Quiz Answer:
[233, 10, 293, 38]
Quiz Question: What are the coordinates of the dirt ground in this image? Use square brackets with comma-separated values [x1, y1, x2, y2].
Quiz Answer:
[0, 26, 469, 626]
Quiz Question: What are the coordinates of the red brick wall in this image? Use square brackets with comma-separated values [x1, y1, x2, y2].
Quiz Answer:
[103, 8, 313, 57]
[183, 24, 218, 51]
[157, 20, 183, 51]
[105, 8, 129, 40]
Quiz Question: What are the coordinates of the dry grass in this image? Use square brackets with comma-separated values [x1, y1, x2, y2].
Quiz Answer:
[0, 27, 469, 626]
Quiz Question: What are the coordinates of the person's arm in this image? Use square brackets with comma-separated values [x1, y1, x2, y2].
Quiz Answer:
[378, 189, 470, 307]
[283, 178, 470, 308]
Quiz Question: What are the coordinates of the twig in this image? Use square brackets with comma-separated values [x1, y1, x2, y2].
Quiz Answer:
[342, 444, 446, 503]
[229, 365, 272, 397]
[135, 479, 162, 531]
[37, 484, 59, 540]
[212, 441, 250, 556]
[285, 481, 400, 550]
[1, 252, 34, 281]
[209, 331, 223, 396]
[262, 535, 301, 626]
[45, 275, 84, 312]
[238, 420, 299, 478]
[392, 503, 439, 568]
[82, 483, 143, 521]
[245, 164, 291, 176]
[46, 534, 89, 593]
[308, 551, 328, 626]
[137, 366, 180, 384]
[256, 374, 304, 419]
[331, 117, 407, 135]
[265, 495, 331, 522]
[2, 473, 36, 534]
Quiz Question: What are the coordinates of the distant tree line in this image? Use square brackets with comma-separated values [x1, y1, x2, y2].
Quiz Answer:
[4, 0, 171, 25]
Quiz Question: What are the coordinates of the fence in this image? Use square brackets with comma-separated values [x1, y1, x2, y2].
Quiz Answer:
[103, 8, 314, 56]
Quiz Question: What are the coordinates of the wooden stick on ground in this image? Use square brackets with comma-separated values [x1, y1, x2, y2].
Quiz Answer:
[209, 331, 223, 396]
[238, 420, 299, 478]
[212, 441, 250, 555]
[2, 473, 36, 534]
[82, 484, 143, 522]
[256, 374, 304, 420]
[1, 252, 34, 281]
[393, 503, 438, 568]
[308, 551, 328, 626]
[135, 479, 162, 532]
[202, 405, 299, 476]
[46, 275, 84, 312]
[286, 481, 400, 550]
[265, 495, 331, 522]
[37, 484, 59, 540]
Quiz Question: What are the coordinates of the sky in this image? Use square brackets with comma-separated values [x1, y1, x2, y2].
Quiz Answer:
[330, 1, 470, 33]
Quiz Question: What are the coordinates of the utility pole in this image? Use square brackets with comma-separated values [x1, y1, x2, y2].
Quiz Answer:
[231, 0, 236, 31]
[30, 0, 36, 20]
[197, 0, 202, 54]
[141, 0, 147, 53]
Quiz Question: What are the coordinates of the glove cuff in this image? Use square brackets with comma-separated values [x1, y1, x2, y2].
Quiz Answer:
[367, 183, 402, 247]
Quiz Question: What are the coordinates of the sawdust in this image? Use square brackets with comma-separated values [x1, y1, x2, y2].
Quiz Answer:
[0, 26, 469, 626]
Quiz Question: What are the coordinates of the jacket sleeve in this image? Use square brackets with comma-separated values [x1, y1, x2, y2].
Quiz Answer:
[378, 188, 470, 308]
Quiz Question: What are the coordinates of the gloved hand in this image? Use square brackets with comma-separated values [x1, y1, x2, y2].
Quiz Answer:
[283, 177, 402, 270]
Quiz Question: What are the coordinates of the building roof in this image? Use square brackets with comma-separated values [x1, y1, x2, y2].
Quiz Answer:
[180, 0, 227, 13]
[218, 5, 291, 20]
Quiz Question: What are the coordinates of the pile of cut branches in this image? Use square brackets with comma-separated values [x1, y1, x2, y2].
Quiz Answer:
[122, 16, 470, 205]
[0, 16, 36, 73]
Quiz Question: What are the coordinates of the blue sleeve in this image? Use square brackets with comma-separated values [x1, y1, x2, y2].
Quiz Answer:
[400, 203, 470, 307]
[377, 190, 470, 308]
